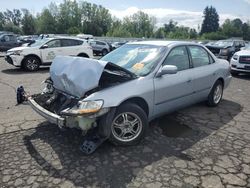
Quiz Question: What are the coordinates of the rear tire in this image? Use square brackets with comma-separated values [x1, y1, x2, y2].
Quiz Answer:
[23, 56, 40, 71]
[102, 49, 108, 56]
[109, 103, 148, 146]
[207, 80, 223, 107]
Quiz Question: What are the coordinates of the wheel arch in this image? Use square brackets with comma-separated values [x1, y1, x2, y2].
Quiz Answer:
[118, 97, 149, 117]
[77, 53, 89, 58]
[217, 77, 224, 88]
[21, 54, 42, 67]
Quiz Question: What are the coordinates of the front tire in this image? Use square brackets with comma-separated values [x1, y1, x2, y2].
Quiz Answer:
[23, 56, 40, 71]
[207, 80, 223, 107]
[109, 103, 148, 146]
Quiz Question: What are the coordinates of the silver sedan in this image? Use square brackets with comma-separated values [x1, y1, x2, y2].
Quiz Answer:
[28, 41, 232, 147]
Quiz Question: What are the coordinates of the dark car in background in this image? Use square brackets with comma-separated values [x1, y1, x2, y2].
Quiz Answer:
[0, 33, 21, 51]
[206, 39, 245, 61]
[17, 35, 38, 46]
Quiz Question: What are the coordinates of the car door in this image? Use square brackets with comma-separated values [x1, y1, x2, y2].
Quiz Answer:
[187, 45, 218, 102]
[61, 39, 83, 56]
[153, 46, 195, 117]
[40, 39, 62, 63]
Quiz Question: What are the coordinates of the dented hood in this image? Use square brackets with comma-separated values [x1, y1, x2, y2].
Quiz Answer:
[50, 56, 108, 98]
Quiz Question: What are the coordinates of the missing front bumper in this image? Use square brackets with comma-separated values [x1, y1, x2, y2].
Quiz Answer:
[28, 97, 65, 128]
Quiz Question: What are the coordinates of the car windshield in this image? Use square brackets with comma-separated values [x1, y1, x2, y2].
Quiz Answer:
[29, 38, 50, 47]
[101, 44, 166, 76]
[214, 40, 233, 47]
[244, 45, 250, 50]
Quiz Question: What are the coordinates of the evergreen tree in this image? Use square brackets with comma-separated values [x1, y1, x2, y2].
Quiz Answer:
[200, 6, 219, 34]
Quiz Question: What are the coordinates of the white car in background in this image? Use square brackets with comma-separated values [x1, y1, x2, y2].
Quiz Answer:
[230, 45, 250, 75]
[5, 37, 93, 71]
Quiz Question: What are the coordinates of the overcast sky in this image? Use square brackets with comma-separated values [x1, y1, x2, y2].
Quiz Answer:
[1, 0, 250, 29]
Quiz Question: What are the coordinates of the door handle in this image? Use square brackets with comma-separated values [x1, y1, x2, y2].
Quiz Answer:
[187, 79, 192, 83]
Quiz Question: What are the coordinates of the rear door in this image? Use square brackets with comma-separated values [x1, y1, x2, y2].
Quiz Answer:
[61, 39, 83, 56]
[40, 39, 62, 63]
[153, 46, 195, 117]
[187, 45, 218, 101]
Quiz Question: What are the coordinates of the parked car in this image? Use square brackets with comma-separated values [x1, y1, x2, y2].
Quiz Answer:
[18, 35, 38, 46]
[5, 37, 93, 71]
[0, 33, 21, 51]
[26, 41, 231, 152]
[230, 44, 250, 75]
[206, 39, 245, 61]
[90, 40, 111, 56]
[111, 41, 126, 50]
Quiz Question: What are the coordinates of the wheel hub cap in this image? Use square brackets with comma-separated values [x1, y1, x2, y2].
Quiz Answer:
[111, 112, 142, 142]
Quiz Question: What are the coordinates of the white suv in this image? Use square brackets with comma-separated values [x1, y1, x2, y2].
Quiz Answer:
[230, 45, 250, 75]
[5, 37, 93, 71]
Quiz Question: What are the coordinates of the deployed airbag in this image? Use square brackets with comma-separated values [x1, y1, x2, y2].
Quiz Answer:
[50, 56, 108, 98]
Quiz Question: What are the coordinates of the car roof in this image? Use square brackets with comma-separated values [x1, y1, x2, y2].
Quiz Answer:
[127, 40, 198, 47]
[51, 36, 86, 41]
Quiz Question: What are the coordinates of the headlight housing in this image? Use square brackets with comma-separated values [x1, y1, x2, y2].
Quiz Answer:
[12, 50, 23, 55]
[77, 100, 103, 114]
[61, 100, 105, 116]
[232, 54, 238, 61]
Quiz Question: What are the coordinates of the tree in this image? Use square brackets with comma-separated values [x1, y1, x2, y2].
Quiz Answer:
[154, 27, 165, 39]
[164, 20, 177, 33]
[200, 6, 219, 34]
[0, 12, 5, 30]
[67, 26, 80, 34]
[221, 19, 243, 38]
[3, 22, 22, 34]
[3, 9, 22, 26]
[80, 1, 112, 36]
[37, 8, 57, 33]
[21, 9, 36, 35]
[123, 11, 155, 38]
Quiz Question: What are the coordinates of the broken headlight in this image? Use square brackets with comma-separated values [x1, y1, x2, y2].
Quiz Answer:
[77, 100, 103, 114]
[61, 100, 106, 116]
[41, 78, 54, 94]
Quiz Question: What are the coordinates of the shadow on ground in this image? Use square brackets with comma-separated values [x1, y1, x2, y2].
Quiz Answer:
[1, 67, 49, 75]
[22, 99, 241, 187]
[233, 73, 250, 80]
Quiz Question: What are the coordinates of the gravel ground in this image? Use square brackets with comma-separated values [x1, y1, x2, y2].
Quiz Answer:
[0, 58, 250, 188]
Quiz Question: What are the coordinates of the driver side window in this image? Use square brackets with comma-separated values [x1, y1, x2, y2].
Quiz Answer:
[163, 46, 190, 71]
[46, 40, 61, 48]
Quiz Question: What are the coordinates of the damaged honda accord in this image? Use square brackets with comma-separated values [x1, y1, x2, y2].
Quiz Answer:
[24, 41, 232, 154]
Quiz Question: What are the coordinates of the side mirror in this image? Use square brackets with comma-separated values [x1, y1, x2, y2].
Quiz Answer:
[41, 44, 48, 49]
[156, 65, 178, 77]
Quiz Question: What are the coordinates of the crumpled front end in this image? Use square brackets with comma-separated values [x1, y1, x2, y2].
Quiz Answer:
[28, 80, 110, 132]
[28, 56, 135, 132]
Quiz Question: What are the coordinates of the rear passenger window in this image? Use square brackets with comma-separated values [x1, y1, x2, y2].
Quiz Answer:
[96, 41, 105, 46]
[189, 46, 210, 68]
[46, 39, 61, 48]
[61, 39, 83, 47]
[163, 46, 190, 71]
